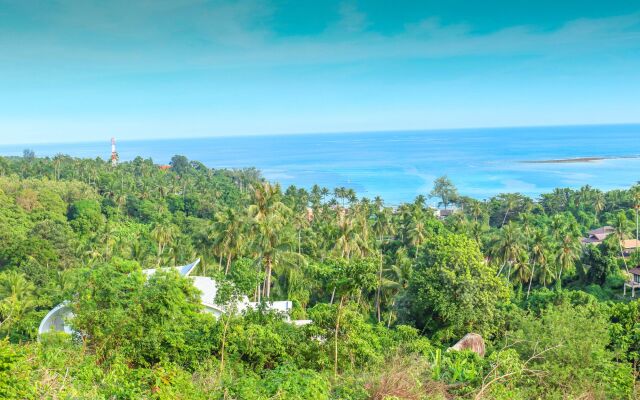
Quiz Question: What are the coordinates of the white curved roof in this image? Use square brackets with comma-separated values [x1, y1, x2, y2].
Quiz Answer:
[38, 258, 301, 337]
[142, 258, 200, 277]
[38, 301, 74, 336]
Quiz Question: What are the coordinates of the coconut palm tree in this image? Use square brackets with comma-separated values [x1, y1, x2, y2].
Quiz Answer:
[248, 182, 296, 298]
[151, 219, 178, 267]
[555, 233, 581, 289]
[380, 252, 412, 327]
[612, 211, 631, 272]
[468, 200, 483, 223]
[0, 271, 35, 331]
[528, 229, 549, 297]
[593, 191, 605, 221]
[372, 204, 394, 322]
[491, 222, 525, 280]
[511, 251, 531, 288]
[408, 218, 428, 259]
[333, 208, 366, 259]
[632, 185, 640, 243]
[211, 207, 246, 274]
[501, 194, 520, 227]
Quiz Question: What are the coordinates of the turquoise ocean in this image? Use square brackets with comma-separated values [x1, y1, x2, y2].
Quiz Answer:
[1, 124, 639, 205]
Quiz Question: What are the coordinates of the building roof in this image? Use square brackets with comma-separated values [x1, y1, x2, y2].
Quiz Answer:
[629, 266, 640, 275]
[581, 237, 602, 244]
[584, 226, 615, 242]
[589, 226, 615, 235]
[622, 239, 640, 250]
[40, 259, 302, 337]
[142, 258, 200, 277]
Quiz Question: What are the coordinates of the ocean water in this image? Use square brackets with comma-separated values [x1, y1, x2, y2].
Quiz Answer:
[1, 124, 639, 205]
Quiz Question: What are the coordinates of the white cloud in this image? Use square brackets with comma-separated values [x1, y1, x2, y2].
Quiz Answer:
[0, 2, 638, 72]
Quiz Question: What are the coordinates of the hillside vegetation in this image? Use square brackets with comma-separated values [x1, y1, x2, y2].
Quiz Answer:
[0, 152, 639, 399]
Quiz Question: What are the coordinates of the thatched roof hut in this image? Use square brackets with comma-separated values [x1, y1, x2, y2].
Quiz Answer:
[448, 333, 485, 357]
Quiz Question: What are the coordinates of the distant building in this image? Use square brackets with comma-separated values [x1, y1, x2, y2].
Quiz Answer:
[624, 266, 640, 297]
[39, 259, 308, 337]
[581, 226, 615, 245]
[431, 207, 459, 220]
[622, 239, 640, 256]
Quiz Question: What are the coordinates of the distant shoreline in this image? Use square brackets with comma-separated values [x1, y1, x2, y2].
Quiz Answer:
[520, 155, 640, 164]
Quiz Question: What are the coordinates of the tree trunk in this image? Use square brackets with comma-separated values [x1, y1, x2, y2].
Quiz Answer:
[527, 264, 536, 299]
[263, 256, 272, 298]
[636, 206, 640, 244]
[619, 240, 629, 273]
[375, 246, 383, 323]
[225, 255, 232, 275]
[387, 300, 395, 328]
[219, 314, 231, 378]
[334, 296, 344, 378]
[497, 261, 507, 276]
[501, 208, 510, 227]
[557, 263, 564, 290]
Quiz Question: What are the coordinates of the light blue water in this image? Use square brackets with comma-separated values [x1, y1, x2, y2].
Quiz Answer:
[1, 124, 639, 205]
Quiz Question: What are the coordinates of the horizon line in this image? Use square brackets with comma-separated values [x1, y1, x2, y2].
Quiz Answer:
[2, 121, 639, 148]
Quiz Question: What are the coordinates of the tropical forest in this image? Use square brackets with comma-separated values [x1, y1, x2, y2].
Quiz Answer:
[1, 152, 640, 400]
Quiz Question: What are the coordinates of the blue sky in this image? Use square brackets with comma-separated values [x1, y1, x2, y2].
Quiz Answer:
[1, 0, 639, 144]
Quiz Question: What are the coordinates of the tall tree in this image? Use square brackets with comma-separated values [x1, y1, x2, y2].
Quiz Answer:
[430, 176, 458, 210]
[372, 204, 394, 322]
[211, 207, 246, 275]
[612, 211, 631, 272]
[555, 233, 581, 289]
[491, 222, 525, 281]
[248, 182, 296, 298]
[528, 229, 550, 297]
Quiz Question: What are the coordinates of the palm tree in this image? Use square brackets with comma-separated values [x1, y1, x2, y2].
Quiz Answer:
[632, 186, 640, 243]
[372, 204, 394, 322]
[334, 187, 356, 208]
[380, 252, 412, 327]
[537, 257, 556, 288]
[211, 207, 246, 274]
[469, 221, 486, 246]
[333, 208, 366, 260]
[468, 200, 483, 223]
[511, 251, 531, 288]
[0, 271, 36, 331]
[574, 185, 594, 209]
[491, 222, 525, 280]
[408, 218, 427, 259]
[555, 233, 581, 289]
[593, 192, 605, 220]
[612, 211, 631, 272]
[151, 219, 178, 267]
[528, 229, 549, 297]
[501, 194, 520, 227]
[248, 182, 295, 298]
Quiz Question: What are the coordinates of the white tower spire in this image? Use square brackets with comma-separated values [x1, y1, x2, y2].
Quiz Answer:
[111, 137, 118, 166]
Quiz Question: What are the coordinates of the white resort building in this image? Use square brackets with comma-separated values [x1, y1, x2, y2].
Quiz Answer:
[39, 259, 309, 337]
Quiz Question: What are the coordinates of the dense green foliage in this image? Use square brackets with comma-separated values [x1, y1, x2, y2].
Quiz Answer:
[0, 152, 640, 398]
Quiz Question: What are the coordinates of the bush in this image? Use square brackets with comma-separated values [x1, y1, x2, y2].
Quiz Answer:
[68, 199, 103, 234]
[0, 339, 34, 399]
